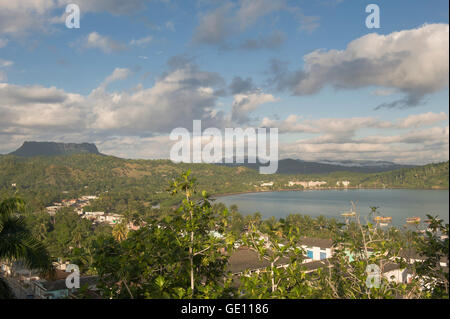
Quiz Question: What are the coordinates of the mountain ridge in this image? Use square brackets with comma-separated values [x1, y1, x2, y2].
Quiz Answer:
[9, 141, 101, 157]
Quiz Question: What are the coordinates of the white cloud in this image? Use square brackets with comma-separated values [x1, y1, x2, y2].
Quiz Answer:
[193, 0, 318, 48]
[103, 67, 133, 85]
[397, 112, 448, 129]
[231, 92, 277, 124]
[271, 24, 449, 109]
[0, 70, 6, 82]
[0, 58, 14, 67]
[0, 0, 154, 37]
[130, 35, 153, 46]
[76, 32, 127, 54]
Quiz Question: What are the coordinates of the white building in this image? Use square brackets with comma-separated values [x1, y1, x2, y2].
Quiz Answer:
[260, 182, 274, 187]
[288, 181, 327, 188]
[299, 238, 334, 261]
[336, 181, 350, 187]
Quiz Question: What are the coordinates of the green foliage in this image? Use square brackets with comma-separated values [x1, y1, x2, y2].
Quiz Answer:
[92, 170, 236, 299]
[413, 215, 449, 298]
[0, 197, 53, 299]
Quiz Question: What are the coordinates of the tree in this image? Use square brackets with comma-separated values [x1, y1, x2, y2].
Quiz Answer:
[413, 215, 449, 298]
[168, 169, 234, 298]
[112, 222, 129, 242]
[92, 170, 235, 299]
[0, 197, 53, 298]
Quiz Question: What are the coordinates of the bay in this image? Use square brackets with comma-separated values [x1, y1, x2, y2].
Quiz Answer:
[216, 189, 449, 227]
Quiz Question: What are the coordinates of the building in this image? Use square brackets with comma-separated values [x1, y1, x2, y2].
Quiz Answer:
[105, 214, 123, 225]
[83, 211, 105, 220]
[32, 275, 98, 299]
[45, 206, 61, 215]
[288, 181, 327, 188]
[260, 182, 274, 187]
[299, 237, 334, 261]
[336, 181, 350, 187]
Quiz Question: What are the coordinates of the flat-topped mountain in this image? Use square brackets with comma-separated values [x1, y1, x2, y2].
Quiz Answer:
[9, 141, 101, 157]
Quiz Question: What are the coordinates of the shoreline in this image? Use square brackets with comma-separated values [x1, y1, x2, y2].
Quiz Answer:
[211, 186, 449, 199]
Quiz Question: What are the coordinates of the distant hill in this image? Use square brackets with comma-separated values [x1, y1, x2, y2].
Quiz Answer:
[0, 153, 446, 212]
[9, 141, 101, 157]
[218, 158, 415, 174]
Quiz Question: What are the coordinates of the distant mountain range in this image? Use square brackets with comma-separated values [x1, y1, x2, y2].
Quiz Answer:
[217, 158, 415, 174]
[8, 141, 415, 174]
[9, 141, 101, 157]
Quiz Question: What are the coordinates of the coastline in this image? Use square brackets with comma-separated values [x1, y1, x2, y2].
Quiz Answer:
[211, 186, 449, 199]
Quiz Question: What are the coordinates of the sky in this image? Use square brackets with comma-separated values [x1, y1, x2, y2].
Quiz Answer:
[0, 0, 448, 164]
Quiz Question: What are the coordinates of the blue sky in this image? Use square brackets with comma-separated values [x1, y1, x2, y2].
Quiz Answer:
[0, 0, 448, 164]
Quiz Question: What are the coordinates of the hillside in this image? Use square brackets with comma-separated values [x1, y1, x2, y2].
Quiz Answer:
[9, 141, 101, 157]
[0, 154, 447, 214]
[219, 158, 415, 174]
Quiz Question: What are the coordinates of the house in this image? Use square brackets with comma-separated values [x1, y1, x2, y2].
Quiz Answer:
[308, 181, 327, 188]
[105, 214, 122, 225]
[336, 181, 350, 187]
[32, 275, 98, 299]
[398, 248, 448, 267]
[260, 182, 274, 187]
[83, 211, 105, 220]
[299, 237, 334, 261]
[228, 247, 332, 277]
[381, 262, 414, 284]
[45, 206, 61, 215]
[80, 195, 98, 201]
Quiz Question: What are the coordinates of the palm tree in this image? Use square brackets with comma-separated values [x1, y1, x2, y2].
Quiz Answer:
[0, 197, 53, 298]
[112, 222, 129, 242]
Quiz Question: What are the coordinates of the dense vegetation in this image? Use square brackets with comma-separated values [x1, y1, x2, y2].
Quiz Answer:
[0, 154, 447, 216]
[1, 169, 448, 299]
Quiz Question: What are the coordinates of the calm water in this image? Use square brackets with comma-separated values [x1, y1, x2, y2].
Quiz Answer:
[216, 189, 449, 227]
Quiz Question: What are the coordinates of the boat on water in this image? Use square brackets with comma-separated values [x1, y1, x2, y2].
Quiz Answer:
[406, 217, 421, 224]
[341, 201, 358, 217]
[373, 216, 392, 223]
[341, 211, 356, 217]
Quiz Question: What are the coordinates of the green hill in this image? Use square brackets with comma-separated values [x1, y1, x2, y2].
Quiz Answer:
[0, 154, 447, 214]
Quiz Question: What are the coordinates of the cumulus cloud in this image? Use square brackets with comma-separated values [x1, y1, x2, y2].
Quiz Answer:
[0, 83, 86, 130]
[231, 92, 277, 124]
[397, 112, 448, 129]
[0, 57, 229, 139]
[261, 112, 449, 164]
[229, 76, 255, 94]
[261, 115, 391, 135]
[0, 1, 157, 38]
[193, 0, 318, 49]
[239, 30, 285, 50]
[270, 24, 449, 109]
[103, 67, 133, 85]
[0, 0, 56, 36]
[75, 32, 127, 54]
